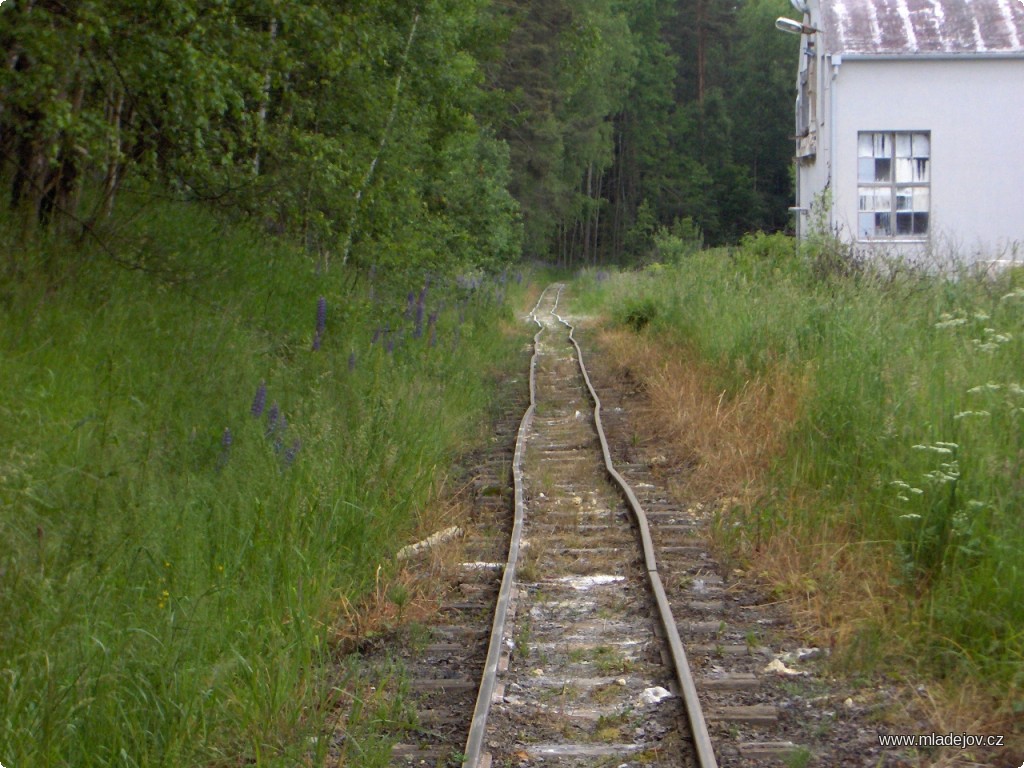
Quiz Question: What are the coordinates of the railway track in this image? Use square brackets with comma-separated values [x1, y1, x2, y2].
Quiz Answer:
[388, 284, 805, 768]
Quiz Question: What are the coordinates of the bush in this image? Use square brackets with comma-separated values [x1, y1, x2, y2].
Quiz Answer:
[619, 296, 659, 332]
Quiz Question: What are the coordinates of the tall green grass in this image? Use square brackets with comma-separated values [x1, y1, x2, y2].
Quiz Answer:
[577, 234, 1024, 693]
[0, 201, 529, 766]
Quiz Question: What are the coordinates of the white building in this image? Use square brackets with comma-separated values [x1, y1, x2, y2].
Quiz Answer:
[789, 0, 1024, 267]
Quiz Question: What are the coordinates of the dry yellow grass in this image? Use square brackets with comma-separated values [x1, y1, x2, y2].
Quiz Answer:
[596, 329, 901, 643]
[331, 490, 473, 649]
[597, 328, 805, 500]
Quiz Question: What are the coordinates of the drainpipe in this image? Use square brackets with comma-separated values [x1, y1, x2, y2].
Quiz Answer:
[829, 53, 841, 234]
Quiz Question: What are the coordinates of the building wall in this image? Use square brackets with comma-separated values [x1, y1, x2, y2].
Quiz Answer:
[794, 6, 834, 241]
[826, 57, 1024, 264]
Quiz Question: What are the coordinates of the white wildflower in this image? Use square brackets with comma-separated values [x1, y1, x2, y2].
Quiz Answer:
[890, 480, 925, 495]
[912, 444, 953, 455]
[999, 288, 1024, 302]
[953, 410, 991, 420]
[896, 494, 909, 502]
[973, 312, 990, 321]
[924, 468, 959, 484]
[966, 383, 1001, 394]
[935, 441, 959, 449]
[899, 513, 922, 520]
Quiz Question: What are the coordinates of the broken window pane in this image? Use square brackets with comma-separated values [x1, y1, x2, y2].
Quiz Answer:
[875, 158, 891, 182]
[858, 187, 891, 212]
[875, 212, 892, 236]
[914, 158, 929, 182]
[895, 158, 914, 183]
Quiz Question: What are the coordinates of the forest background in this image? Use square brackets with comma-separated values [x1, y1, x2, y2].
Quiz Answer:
[0, 0, 797, 269]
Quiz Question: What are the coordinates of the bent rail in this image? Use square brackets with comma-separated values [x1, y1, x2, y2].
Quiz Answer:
[461, 285, 556, 768]
[551, 297, 719, 768]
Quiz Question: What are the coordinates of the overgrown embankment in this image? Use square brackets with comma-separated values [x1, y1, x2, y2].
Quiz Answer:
[0, 203, 530, 766]
[575, 234, 1024, 731]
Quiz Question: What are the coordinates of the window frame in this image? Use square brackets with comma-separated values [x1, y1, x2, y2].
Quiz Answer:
[856, 130, 931, 242]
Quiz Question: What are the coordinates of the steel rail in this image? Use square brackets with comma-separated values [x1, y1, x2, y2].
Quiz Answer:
[550, 293, 720, 768]
[462, 284, 557, 768]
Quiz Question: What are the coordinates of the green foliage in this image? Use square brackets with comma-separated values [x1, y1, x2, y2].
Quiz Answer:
[0, 0, 521, 273]
[651, 217, 705, 264]
[619, 296, 660, 332]
[0, 200, 530, 766]
[490, 0, 636, 260]
[580, 240, 1024, 685]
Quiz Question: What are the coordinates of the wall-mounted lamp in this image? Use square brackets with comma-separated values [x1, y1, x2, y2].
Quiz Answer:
[775, 17, 819, 35]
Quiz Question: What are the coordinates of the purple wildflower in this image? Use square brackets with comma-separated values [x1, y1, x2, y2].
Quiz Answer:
[405, 291, 415, 319]
[348, 351, 356, 371]
[283, 439, 302, 467]
[218, 427, 233, 470]
[265, 402, 280, 438]
[251, 381, 267, 418]
[371, 326, 381, 345]
[413, 303, 425, 339]
[312, 331, 321, 351]
[316, 296, 327, 335]
[385, 336, 394, 355]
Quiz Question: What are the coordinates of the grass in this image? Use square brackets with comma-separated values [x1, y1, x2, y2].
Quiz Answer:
[574, 233, 1024, 736]
[0, 199, 531, 766]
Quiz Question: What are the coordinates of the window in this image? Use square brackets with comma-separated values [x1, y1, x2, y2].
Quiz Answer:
[857, 131, 930, 239]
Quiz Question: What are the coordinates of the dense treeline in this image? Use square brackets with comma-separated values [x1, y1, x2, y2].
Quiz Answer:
[491, 0, 799, 263]
[0, 0, 797, 268]
[0, 0, 521, 272]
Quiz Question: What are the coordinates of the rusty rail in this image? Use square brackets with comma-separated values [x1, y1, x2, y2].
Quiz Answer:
[461, 285, 555, 768]
[550, 292, 719, 768]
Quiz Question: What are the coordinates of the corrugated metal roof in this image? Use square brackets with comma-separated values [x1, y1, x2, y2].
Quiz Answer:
[820, 0, 1024, 55]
